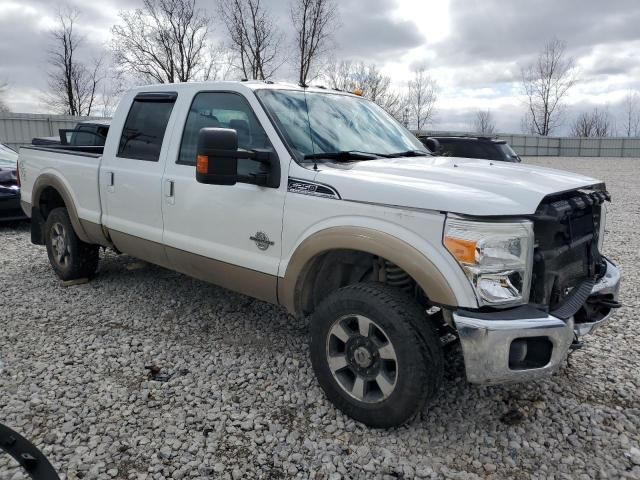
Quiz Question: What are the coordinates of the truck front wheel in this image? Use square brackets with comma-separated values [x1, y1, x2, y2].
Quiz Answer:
[45, 207, 99, 281]
[309, 282, 443, 428]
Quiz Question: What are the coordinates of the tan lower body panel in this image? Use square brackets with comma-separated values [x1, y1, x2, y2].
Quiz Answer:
[108, 229, 278, 305]
[109, 230, 172, 269]
[80, 219, 112, 247]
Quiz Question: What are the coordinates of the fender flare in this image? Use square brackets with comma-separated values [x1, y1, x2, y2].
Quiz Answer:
[278, 226, 459, 316]
[32, 173, 91, 243]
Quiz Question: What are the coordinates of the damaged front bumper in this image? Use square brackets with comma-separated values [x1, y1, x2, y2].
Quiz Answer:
[453, 259, 621, 385]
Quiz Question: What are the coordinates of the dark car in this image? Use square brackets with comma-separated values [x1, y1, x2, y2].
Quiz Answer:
[0, 143, 26, 221]
[59, 119, 110, 146]
[418, 135, 522, 162]
[31, 119, 110, 147]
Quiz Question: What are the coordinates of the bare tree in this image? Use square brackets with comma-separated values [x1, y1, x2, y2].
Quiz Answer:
[219, 0, 284, 80]
[621, 90, 640, 137]
[291, 0, 337, 86]
[521, 38, 577, 136]
[324, 60, 405, 119]
[571, 108, 612, 137]
[407, 67, 437, 131]
[112, 0, 214, 83]
[0, 82, 10, 113]
[324, 59, 353, 91]
[474, 110, 496, 135]
[98, 70, 126, 117]
[204, 45, 236, 81]
[47, 9, 103, 116]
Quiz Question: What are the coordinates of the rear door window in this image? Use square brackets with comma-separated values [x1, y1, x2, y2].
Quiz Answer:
[118, 93, 177, 162]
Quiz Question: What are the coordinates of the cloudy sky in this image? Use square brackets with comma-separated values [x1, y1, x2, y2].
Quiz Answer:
[1, 0, 639, 133]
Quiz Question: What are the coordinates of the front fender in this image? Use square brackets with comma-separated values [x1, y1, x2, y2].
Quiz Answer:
[278, 223, 477, 315]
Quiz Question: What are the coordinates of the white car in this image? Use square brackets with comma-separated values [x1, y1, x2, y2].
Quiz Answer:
[17, 81, 620, 427]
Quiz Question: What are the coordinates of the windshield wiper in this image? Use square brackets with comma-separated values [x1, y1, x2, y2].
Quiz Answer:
[303, 150, 383, 161]
[385, 150, 432, 158]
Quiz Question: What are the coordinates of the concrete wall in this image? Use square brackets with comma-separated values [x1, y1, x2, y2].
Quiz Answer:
[417, 130, 640, 157]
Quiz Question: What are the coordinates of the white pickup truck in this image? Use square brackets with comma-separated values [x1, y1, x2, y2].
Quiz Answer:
[18, 81, 621, 428]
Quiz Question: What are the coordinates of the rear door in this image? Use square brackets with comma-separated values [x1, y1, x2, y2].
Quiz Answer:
[100, 92, 178, 264]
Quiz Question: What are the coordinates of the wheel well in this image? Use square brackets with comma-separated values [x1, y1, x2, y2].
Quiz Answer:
[295, 249, 426, 316]
[38, 186, 66, 220]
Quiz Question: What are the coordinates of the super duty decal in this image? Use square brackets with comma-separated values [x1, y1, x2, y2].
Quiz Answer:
[287, 179, 340, 199]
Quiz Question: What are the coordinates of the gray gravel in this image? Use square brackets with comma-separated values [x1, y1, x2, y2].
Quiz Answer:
[1, 157, 639, 479]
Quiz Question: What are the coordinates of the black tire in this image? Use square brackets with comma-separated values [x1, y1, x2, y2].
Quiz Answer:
[45, 207, 99, 281]
[309, 282, 444, 428]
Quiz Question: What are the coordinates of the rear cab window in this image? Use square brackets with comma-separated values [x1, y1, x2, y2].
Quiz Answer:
[118, 92, 177, 161]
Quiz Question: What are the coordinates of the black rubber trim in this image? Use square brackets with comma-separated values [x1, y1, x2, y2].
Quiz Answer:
[19, 145, 102, 158]
[134, 91, 178, 102]
[0, 423, 60, 479]
[551, 278, 596, 320]
[456, 305, 549, 321]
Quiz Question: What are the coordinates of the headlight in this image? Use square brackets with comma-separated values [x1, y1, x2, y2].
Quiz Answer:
[444, 217, 534, 307]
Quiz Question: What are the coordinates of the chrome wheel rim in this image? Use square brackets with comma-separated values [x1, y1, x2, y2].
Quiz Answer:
[326, 314, 398, 403]
[50, 222, 70, 267]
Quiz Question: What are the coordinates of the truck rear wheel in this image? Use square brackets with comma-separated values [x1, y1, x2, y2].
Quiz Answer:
[45, 207, 99, 281]
[309, 282, 443, 428]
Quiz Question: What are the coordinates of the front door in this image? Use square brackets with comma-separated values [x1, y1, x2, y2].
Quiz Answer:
[161, 90, 288, 302]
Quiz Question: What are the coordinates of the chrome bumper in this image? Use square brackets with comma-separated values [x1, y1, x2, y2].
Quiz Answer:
[454, 259, 621, 385]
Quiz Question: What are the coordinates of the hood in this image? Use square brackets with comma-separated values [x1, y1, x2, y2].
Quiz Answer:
[314, 156, 602, 216]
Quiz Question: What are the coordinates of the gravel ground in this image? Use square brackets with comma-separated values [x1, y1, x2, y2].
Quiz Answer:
[1, 157, 639, 480]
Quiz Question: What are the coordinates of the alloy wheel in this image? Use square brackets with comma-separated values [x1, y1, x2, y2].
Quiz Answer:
[326, 314, 398, 403]
[50, 222, 70, 267]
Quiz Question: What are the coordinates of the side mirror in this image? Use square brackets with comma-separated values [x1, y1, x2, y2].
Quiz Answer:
[195, 127, 281, 188]
[196, 128, 239, 186]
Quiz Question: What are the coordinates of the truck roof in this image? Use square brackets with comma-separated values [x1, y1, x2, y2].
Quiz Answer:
[127, 80, 360, 97]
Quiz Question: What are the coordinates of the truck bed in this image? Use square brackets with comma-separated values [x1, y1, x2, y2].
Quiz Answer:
[19, 145, 103, 227]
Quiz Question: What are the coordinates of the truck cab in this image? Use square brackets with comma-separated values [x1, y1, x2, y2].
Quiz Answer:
[18, 81, 621, 428]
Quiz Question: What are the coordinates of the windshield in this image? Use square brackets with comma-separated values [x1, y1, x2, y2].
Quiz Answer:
[256, 89, 425, 162]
